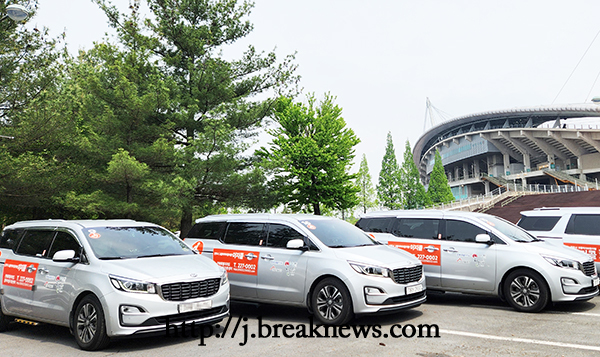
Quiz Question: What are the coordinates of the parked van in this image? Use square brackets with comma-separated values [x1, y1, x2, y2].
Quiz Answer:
[184, 214, 426, 325]
[356, 210, 599, 312]
[0, 220, 230, 350]
[518, 207, 600, 271]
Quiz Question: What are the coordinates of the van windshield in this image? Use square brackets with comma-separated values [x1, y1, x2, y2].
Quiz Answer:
[300, 219, 379, 248]
[85, 226, 194, 259]
[477, 216, 538, 242]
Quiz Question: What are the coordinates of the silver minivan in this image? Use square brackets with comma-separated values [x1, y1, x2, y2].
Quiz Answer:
[184, 214, 426, 325]
[356, 210, 599, 312]
[0, 219, 230, 350]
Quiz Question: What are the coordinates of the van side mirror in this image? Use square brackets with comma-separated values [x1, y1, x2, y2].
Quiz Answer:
[52, 249, 79, 263]
[475, 234, 493, 245]
[286, 238, 308, 251]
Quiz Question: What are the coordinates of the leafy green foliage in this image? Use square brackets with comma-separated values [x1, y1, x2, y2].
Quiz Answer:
[356, 154, 377, 213]
[377, 132, 402, 209]
[399, 140, 430, 209]
[258, 94, 360, 215]
[428, 150, 454, 204]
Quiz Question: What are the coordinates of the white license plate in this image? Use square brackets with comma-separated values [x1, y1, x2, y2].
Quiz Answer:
[406, 284, 423, 295]
[178, 300, 212, 313]
[593, 277, 599, 287]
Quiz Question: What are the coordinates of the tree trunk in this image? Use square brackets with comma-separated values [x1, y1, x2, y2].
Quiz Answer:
[179, 206, 193, 238]
[313, 202, 321, 215]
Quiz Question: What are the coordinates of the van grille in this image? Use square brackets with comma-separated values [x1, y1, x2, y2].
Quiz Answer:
[580, 261, 596, 277]
[160, 278, 221, 301]
[392, 266, 423, 285]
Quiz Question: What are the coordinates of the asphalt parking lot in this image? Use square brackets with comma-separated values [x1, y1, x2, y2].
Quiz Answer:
[2, 292, 600, 356]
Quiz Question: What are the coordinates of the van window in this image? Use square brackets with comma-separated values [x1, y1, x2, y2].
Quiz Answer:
[0, 229, 23, 250]
[518, 216, 560, 232]
[356, 218, 394, 233]
[445, 220, 486, 242]
[187, 222, 226, 240]
[223, 223, 265, 246]
[266, 224, 305, 248]
[48, 231, 81, 259]
[15, 230, 56, 257]
[392, 219, 440, 239]
[565, 214, 600, 235]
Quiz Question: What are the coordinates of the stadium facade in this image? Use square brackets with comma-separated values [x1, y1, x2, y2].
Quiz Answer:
[413, 103, 600, 199]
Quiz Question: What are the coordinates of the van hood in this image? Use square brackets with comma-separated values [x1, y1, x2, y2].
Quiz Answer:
[99, 254, 223, 284]
[333, 244, 421, 268]
[520, 240, 592, 262]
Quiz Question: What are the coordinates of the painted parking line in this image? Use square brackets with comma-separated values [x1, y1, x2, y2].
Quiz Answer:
[440, 329, 600, 352]
[571, 312, 600, 317]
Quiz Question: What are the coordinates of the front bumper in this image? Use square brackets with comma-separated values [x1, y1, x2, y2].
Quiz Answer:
[550, 270, 599, 302]
[347, 271, 427, 314]
[102, 283, 230, 337]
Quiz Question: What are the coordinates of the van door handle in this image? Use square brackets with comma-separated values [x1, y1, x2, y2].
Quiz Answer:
[261, 255, 274, 261]
[38, 268, 49, 275]
[245, 253, 257, 260]
[443, 248, 458, 253]
[425, 245, 439, 252]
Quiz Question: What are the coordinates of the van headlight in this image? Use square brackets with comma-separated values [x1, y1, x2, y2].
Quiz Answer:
[221, 270, 229, 286]
[110, 276, 156, 294]
[543, 255, 579, 270]
[349, 262, 390, 278]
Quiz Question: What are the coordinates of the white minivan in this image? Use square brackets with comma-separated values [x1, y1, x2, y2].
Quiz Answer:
[184, 214, 426, 325]
[518, 207, 600, 271]
[356, 210, 599, 312]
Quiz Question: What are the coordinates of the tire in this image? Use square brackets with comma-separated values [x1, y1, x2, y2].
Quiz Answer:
[73, 295, 110, 351]
[0, 301, 13, 332]
[503, 269, 549, 313]
[311, 278, 354, 325]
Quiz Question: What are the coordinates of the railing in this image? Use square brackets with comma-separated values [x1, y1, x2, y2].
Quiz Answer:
[425, 182, 590, 212]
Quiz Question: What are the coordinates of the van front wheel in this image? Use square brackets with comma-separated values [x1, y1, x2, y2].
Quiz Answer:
[503, 269, 549, 313]
[311, 278, 354, 325]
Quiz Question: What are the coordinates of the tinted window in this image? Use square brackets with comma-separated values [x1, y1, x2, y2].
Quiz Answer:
[566, 214, 600, 235]
[187, 222, 226, 240]
[356, 218, 394, 233]
[266, 224, 304, 248]
[223, 223, 265, 246]
[392, 219, 440, 239]
[518, 216, 560, 232]
[0, 229, 23, 250]
[445, 220, 486, 242]
[15, 230, 56, 257]
[478, 215, 537, 242]
[48, 231, 81, 259]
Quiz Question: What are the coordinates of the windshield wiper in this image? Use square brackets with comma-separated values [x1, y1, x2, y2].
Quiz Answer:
[99, 256, 129, 260]
[136, 253, 180, 258]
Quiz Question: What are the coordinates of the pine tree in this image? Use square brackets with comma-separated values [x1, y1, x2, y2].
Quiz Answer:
[399, 140, 431, 209]
[377, 132, 402, 209]
[428, 150, 455, 204]
[356, 154, 377, 213]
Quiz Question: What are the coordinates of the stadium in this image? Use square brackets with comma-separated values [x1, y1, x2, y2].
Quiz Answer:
[413, 101, 600, 200]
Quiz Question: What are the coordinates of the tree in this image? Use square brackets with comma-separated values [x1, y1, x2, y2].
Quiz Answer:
[258, 94, 360, 215]
[93, 0, 299, 235]
[428, 150, 454, 204]
[0, 1, 77, 224]
[399, 140, 430, 209]
[356, 154, 377, 213]
[377, 132, 402, 209]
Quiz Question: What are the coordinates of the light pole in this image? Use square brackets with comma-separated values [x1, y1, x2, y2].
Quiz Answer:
[2, 4, 29, 23]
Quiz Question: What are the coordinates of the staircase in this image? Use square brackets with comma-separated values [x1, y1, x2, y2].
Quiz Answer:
[542, 169, 595, 190]
[481, 174, 512, 189]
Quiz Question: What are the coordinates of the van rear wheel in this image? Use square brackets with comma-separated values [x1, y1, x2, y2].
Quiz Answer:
[503, 269, 549, 313]
[0, 302, 12, 332]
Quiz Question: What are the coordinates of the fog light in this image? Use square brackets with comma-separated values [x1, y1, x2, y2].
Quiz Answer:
[561, 278, 578, 285]
[365, 287, 385, 295]
[120, 305, 148, 326]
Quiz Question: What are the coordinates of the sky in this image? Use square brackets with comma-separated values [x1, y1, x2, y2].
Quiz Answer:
[27, 0, 600, 180]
